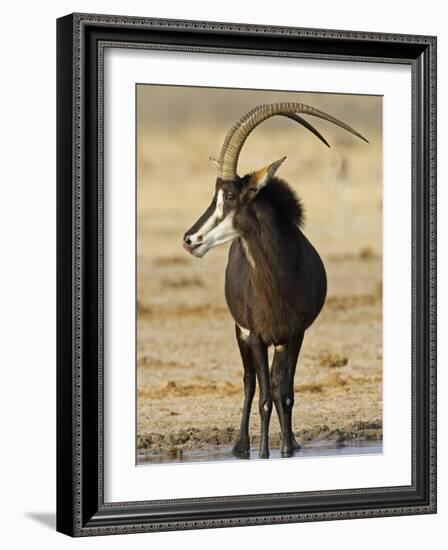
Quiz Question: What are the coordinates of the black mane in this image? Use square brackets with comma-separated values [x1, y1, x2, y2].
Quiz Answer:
[258, 177, 305, 228]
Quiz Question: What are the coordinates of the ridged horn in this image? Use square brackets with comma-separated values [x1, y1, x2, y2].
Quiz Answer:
[217, 102, 368, 181]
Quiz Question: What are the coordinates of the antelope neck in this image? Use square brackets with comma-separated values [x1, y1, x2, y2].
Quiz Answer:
[243, 213, 298, 290]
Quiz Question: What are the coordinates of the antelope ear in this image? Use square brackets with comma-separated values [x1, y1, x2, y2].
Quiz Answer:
[248, 156, 286, 193]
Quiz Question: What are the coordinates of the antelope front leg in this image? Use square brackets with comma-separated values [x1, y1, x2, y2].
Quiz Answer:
[271, 332, 304, 457]
[232, 325, 256, 458]
[249, 334, 271, 459]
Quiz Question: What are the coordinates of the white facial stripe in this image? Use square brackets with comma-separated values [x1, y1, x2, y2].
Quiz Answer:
[205, 213, 238, 247]
[216, 189, 224, 217]
[191, 213, 239, 257]
[188, 190, 224, 244]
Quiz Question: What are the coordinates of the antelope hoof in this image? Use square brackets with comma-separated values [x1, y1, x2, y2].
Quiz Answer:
[282, 437, 302, 457]
[259, 449, 270, 459]
[232, 438, 250, 459]
[292, 435, 302, 451]
[281, 448, 294, 458]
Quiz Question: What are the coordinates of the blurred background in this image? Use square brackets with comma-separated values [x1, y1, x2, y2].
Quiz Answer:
[136, 85, 383, 463]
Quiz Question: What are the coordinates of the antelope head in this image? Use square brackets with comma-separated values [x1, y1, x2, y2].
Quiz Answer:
[182, 102, 368, 258]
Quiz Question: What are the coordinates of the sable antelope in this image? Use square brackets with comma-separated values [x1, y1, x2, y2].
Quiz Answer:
[182, 103, 367, 458]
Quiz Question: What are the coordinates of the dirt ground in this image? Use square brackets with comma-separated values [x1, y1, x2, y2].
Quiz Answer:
[136, 88, 383, 461]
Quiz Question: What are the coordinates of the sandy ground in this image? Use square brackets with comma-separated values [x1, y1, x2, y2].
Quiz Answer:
[136, 89, 382, 462]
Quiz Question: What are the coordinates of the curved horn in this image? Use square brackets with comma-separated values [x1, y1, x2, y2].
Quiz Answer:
[217, 102, 368, 181]
[281, 113, 330, 148]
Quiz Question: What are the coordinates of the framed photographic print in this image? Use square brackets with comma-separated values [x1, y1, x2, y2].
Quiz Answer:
[56, 13, 437, 536]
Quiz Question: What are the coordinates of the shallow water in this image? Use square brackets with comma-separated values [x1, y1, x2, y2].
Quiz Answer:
[137, 439, 382, 465]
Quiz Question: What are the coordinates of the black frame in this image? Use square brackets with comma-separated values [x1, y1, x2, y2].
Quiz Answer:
[57, 13, 437, 536]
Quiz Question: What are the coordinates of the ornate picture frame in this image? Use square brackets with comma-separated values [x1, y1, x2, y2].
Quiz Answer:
[56, 13, 436, 536]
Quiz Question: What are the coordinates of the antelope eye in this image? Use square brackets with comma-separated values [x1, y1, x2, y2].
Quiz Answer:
[224, 192, 236, 201]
